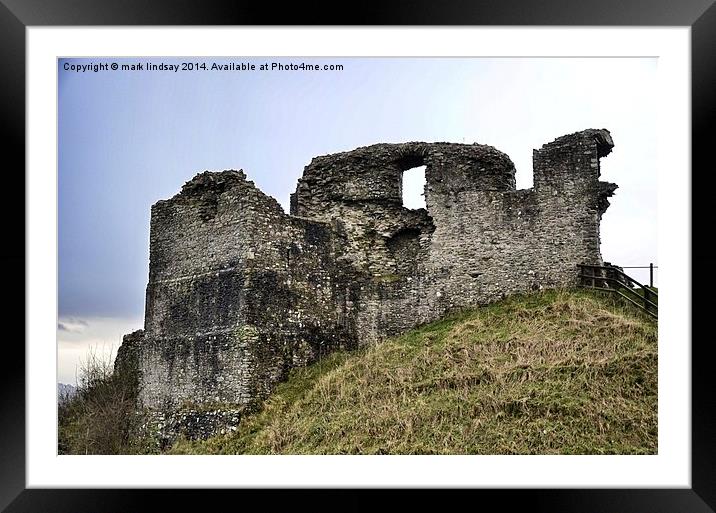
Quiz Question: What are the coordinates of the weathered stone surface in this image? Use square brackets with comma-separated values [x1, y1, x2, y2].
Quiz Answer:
[118, 129, 617, 440]
[140, 408, 244, 450]
[136, 170, 355, 411]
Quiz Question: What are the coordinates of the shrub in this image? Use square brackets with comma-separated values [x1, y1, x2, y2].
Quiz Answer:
[58, 348, 140, 454]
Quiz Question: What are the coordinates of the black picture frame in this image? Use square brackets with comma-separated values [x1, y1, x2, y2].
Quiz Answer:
[3, 1, 714, 511]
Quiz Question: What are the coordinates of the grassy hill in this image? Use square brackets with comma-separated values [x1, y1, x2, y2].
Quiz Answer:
[169, 289, 657, 455]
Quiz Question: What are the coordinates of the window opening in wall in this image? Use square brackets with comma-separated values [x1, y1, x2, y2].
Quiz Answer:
[401, 165, 427, 209]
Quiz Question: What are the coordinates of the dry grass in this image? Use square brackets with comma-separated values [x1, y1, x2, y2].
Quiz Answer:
[169, 289, 657, 455]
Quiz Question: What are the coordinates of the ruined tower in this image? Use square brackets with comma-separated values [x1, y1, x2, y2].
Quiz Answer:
[117, 128, 617, 423]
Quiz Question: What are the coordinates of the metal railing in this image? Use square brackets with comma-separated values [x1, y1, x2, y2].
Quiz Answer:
[577, 263, 658, 319]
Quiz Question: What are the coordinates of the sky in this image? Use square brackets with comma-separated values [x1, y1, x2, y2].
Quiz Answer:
[58, 57, 657, 384]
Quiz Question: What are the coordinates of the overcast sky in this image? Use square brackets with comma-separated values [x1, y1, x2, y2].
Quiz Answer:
[58, 56, 657, 384]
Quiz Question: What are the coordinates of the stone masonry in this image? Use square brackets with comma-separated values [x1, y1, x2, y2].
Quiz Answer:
[116, 129, 618, 425]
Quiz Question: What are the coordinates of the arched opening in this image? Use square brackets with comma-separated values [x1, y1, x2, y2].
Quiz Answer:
[401, 165, 427, 210]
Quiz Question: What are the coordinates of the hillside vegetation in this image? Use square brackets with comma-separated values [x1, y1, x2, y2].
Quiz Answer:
[169, 289, 657, 455]
[58, 350, 142, 455]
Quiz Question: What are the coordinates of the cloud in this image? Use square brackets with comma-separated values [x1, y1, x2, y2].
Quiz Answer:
[57, 316, 143, 384]
[57, 317, 89, 333]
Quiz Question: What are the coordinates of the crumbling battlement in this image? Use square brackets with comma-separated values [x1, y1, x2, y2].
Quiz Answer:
[118, 129, 617, 416]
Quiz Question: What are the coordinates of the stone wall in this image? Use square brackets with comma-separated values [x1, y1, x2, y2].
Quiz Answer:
[118, 129, 618, 433]
[290, 131, 616, 343]
[132, 170, 356, 410]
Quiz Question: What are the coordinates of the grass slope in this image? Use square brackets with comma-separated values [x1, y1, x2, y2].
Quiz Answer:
[169, 289, 657, 455]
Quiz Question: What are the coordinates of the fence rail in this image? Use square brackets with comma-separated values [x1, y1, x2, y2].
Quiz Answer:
[577, 263, 658, 319]
[619, 263, 658, 288]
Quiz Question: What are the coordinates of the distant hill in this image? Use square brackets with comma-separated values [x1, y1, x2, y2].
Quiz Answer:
[169, 289, 657, 455]
[57, 383, 77, 404]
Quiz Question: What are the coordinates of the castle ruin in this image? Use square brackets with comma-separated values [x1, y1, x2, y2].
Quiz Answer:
[117, 129, 617, 425]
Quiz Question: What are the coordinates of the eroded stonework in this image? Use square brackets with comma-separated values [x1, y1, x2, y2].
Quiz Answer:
[117, 129, 617, 419]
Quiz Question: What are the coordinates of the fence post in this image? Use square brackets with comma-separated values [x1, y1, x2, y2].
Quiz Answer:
[650, 263, 654, 288]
